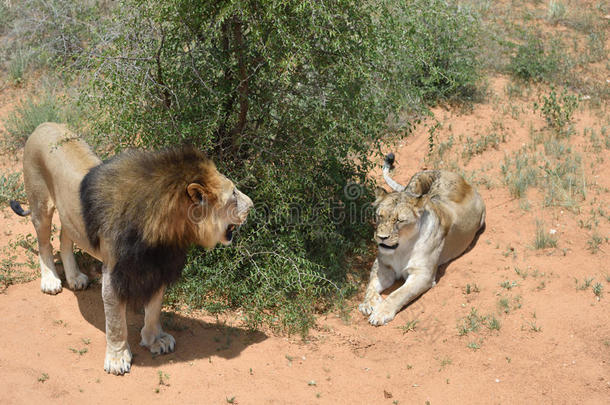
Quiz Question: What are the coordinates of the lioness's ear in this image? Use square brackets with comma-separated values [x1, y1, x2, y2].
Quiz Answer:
[375, 186, 387, 199]
[187, 183, 206, 204]
[373, 186, 387, 206]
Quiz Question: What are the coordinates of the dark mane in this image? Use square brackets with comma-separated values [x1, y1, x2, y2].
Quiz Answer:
[79, 146, 218, 305]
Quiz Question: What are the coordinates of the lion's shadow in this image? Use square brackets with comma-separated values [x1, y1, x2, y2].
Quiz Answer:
[62, 260, 267, 368]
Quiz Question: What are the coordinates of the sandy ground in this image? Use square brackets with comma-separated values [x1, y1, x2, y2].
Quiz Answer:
[0, 74, 608, 404]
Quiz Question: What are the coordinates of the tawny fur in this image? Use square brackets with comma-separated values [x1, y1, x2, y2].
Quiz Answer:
[359, 163, 485, 326]
[12, 122, 253, 375]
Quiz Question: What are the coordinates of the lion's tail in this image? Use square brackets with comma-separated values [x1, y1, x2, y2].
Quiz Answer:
[9, 200, 31, 217]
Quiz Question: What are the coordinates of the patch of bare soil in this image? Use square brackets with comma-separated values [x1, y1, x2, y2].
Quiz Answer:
[0, 74, 608, 404]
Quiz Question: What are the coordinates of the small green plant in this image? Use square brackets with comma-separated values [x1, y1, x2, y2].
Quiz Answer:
[546, 0, 566, 25]
[226, 396, 236, 404]
[464, 283, 480, 294]
[533, 87, 578, 136]
[158, 371, 170, 386]
[467, 341, 481, 350]
[0, 243, 37, 292]
[587, 233, 605, 254]
[500, 280, 518, 290]
[7, 49, 31, 86]
[575, 277, 595, 291]
[529, 321, 542, 332]
[534, 221, 558, 249]
[486, 315, 501, 331]
[69, 347, 88, 356]
[397, 319, 419, 334]
[592, 283, 603, 299]
[498, 295, 522, 314]
[0, 172, 27, 205]
[501, 150, 538, 199]
[439, 356, 452, 370]
[514, 267, 528, 279]
[457, 308, 484, 336]
[38, 373, 49, 383]
[498, 298, 510, 314]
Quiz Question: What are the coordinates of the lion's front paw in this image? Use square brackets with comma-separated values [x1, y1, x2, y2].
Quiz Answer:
[358, 295, 383, 316]
[40, 274, 62, 295]
[140, 331, 175, 355]
[368, 303, 397, 326]
[67, 272, 89, 290]
[104, 347, 132, 375]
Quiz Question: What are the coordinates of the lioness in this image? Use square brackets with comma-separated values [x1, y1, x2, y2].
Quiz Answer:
[10, 122, 253, 374]
[359, 154, 485, 325]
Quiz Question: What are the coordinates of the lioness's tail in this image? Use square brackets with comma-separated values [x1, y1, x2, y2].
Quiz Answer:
[9, 200, 31, 216]
[382, 153, 406, 192]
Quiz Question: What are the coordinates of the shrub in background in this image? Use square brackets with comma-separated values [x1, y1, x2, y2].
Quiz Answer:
[82, 0, 481, 333]
[3, 93, 61, 151]
[42, 0, 484, 333]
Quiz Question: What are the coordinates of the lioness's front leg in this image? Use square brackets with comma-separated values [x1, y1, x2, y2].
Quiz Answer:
[358, 259, 396, 316]
[101, 269, 132, 375]
[368, 267, 436, 326]
[140, 286, 175, 355]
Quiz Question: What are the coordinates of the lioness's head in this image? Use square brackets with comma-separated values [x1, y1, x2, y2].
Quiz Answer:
[186, 163, 253, 248]
[373, 187, 422, 253]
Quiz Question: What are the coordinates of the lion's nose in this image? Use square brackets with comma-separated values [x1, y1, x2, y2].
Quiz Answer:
[378, 234, 389, 240]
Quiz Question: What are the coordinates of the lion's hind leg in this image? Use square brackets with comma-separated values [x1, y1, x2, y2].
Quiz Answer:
[31, 200, 62, 295]
[358, 259, 396, 316]
[140, 286, 176, 355]
[59, 229, 88, 290]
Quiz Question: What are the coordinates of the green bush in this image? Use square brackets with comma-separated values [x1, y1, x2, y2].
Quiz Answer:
[82, 0, 481, 333]
[3, 94, 61, 151]
[395, 0, 482, 103]
[1, 0, 112, 74]
[509, 34, 558, 82]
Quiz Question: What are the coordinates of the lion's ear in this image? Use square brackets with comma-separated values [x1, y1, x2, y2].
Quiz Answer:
[187, 183, 206, 204]
[373, 186, 387, 206]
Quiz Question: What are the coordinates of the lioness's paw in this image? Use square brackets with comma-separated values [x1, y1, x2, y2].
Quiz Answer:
[67, 273, 89, 290]
[40, 275, 62, 295]
[141, 331, 175, 355]
[368, 304, 397, 326]
[358, 296, 382, 316]
[104, 347, 132, 375]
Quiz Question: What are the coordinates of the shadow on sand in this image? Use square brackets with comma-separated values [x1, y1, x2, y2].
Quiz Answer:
[55, 258, 267, 369]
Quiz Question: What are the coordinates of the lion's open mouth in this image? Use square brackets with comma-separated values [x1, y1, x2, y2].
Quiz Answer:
[225, 224, 237, 241]
[379, 243, 398, 250]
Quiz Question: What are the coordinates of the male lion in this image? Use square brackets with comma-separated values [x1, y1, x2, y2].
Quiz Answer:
[359, 154, 485, 326]
[10, 122, 253, 374]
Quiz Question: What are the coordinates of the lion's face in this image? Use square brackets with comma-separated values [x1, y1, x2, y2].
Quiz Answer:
[373, 188, 421, 254]
[187, 171, 253, 248]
